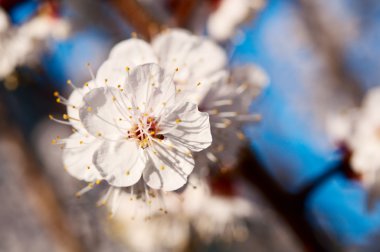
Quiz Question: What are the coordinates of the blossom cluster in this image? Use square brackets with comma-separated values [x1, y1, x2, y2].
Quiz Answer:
[52, 28, 268, 247]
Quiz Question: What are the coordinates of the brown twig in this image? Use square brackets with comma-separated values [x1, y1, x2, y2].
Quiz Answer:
[110, 0, 163, 40]
[171, 0, 198, 28]
[239, 148, 342, 252]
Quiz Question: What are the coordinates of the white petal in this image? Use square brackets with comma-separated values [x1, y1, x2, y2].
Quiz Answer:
[95, 59, 128, 88]
[125, 63, 175, 114]
[62, 132, 102, 182]
[79, 87, 132, 140]
[152, 29, 227, 90]
[96, 39, 158, 88]
[160, 102, 212, 152]
[109, 38, 158, 65]
[143, 140, 194, 191]
[93, 141, 146, 187]
[66, 86, 90, 133]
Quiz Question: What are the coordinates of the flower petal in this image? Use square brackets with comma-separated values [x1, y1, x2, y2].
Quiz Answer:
[143, 140, 194, 191]
[109, 38, 158, 64]
[95, 59, 129, 88]
[62, 132, 102, 182]
[93, 141, 146, 187]
[160, 102, 212, 152]
[96, 39, 158, 88]
[125, 63, 175, 114]
[152, 29, 227, 98]
[79, 87, 132, 140]
[66, 85, 95, 133]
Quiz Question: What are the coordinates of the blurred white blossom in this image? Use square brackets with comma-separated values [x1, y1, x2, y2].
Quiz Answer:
[207, 0, 266, 41]
[0, 7, 70, 79]
[109, 176, 255, 251]
[328, 86, 380, 209]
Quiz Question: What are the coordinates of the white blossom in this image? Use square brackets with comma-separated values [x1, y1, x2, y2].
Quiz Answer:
[207, 0, 266, 41]
[109, 176, 255, 251]
[196, 64, 268, 170]
[329, 86, 380, 209]
[53, 29, 266, 218]
[0, 7, 70, 79]
[55, 63, 212, 193]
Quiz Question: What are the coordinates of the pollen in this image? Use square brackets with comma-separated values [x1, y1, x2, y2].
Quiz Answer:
[63, 114, 69, 120]
[53, 91, 59, 97]
[160, 165, 165, 171]
[175, 118, 182, 124]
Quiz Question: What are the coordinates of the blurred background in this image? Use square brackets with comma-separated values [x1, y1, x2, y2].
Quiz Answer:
[1, 0, 380, 251]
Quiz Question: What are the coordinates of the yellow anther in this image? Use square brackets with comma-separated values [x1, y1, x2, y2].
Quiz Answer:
[175, 119, 182, 124]
[197, 82, 201, 86]
[48, 114, 54, 120]
[86, 166, 90, 169]
[66, 80, 72, 85]
[160, 165, 165, 171]
[150, 131, 155, 135]
[53, 91, 59, 97]
[175, 67, 179, 72]
[97, 132, 102, 137]
[177, 88, 182, 93]
[95, 179, 101, 185]
[126, 170, 130, 176]
[112, 96, 116, 101]
[63, 114, 69, 120]
[125, 66, 130, 72]
[87, 107, 92, 112]
[80, 140, 84, 144]
[84, 82, 89, 87]
[51, 139, 57, 144]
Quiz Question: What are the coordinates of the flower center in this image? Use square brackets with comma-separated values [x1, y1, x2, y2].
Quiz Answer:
[128, 116, 164, 149]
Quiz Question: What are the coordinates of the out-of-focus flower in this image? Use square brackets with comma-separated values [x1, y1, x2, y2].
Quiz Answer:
[55, 63, 211, 193]
[0, 7, 70, 79]
[207, 0, 266, 41]
[347, 87, 380, 209]
[328, 87, 380, 209]
[109, 175, 255, 251]
[197, 64, 268, 169]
